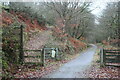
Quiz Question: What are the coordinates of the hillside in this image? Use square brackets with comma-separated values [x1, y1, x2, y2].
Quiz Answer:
[2, 9, 87, 52]
[2, 7, 88, 78]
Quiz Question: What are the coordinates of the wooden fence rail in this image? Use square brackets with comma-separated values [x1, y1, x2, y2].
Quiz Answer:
[23, 49, 44, 66]
[23, 48, 58, 67]
[2, 25, 59, 66]
[100, 49, 120, 67]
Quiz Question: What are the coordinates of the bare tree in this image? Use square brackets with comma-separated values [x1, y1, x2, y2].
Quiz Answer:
[43, 1, 94, 39]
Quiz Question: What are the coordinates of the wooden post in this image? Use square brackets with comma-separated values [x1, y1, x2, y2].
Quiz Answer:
[100, 48, 106, 66]
[56, 48, 58, 59]
[41, 48, 45, 66]
[103, 49, 106, 66]
[19, 25, 24, 64]
[100, 48, 103, 66]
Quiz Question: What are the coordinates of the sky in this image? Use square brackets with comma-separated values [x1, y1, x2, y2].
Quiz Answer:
[89, 1, 108, 24]
[90, 1, 107, 16]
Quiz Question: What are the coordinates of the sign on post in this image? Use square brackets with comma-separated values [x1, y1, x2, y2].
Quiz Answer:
[51, 49, 56, 58]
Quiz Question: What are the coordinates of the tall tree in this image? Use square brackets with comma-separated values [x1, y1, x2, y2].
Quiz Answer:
[92, 2, 118, 43]
[44, 1, 94, 39]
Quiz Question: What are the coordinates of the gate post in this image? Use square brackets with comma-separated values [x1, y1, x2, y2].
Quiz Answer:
[41, 48, 45, 66]
[100, 48, 106, 66]
[103, 49, 106, 66]
[19, 25, 24, 64]
[100, 48, 103, 66]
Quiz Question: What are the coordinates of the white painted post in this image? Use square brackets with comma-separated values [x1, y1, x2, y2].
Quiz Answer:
[51, 49, 56, 58]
